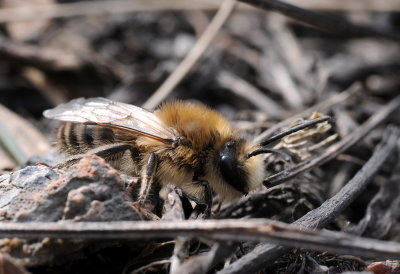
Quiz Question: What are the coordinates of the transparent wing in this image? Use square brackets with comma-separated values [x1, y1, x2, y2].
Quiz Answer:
[43, 97, 177, 143]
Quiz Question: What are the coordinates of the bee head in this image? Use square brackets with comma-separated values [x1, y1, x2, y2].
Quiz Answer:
[215, 140, 264, 197]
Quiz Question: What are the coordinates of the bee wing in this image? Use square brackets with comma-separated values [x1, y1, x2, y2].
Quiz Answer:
[43, 97, 177, 143]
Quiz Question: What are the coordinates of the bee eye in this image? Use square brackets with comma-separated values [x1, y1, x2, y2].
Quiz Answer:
[220, 155, 233, 174]
[218, 141, 248, 194]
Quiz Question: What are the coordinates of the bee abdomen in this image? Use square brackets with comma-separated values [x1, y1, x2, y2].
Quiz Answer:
[57, 122, 115, 155]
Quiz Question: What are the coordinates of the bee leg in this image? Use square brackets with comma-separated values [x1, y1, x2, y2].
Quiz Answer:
[57, 143, 137, 168]
[196, 180, 212, 218]
[93, 144, 138, 159]
[137, 152, 158, 207]
[177, 180, 212, 218]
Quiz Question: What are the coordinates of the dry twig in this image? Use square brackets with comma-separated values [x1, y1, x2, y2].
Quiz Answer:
[142, 0, 236, 109]
[0, 0, 398, 24]
[171, 242, 237, 274]
[283, 0, 400, 12]
[0, 1, 232, 23]
[352, 149, 400, 238]
[0, 219, 400, 260]
[238, 0, 400, 42]
[264, 95, 400, 186]
[254, 82, 361, 144]
[0, 36, 82, 72]
[129, 259, 171, 274]
[217, 70, 287, 118]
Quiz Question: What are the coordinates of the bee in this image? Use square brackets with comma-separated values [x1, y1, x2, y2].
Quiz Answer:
[43, 98, 329, 213]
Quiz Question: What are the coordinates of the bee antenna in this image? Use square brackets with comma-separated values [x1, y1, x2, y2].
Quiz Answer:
[246, 148, 291, 162]
[259, 116, 331, 146]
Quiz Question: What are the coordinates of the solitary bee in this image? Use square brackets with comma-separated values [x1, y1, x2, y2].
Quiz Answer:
[44, 98, 328, 213]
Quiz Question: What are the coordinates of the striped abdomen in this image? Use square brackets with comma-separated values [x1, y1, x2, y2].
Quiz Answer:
[56, 122, 134, 155]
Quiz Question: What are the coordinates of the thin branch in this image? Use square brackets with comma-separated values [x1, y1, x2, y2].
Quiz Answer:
[218, 125, 400, 274]
[238, 0, 400, 42]
[254, 82, 360, 144]
[171, 242, 237, 274]
[142, 0, 236, 110]
[217, 70, 288, 119]
[297, 126, 400, 228]
[260, 116, 330, 146]
[264, 95, 400, 187]
[0, 0, 398, 24]
[0, 219, 399, 260]
[283, 0, 400, 12]
[0, 36, 82, 72]
[267, 14, 315, 100]
[352, 149, 400, 238]
[0, 1, 227, 23]
[130, 259, 171, 274]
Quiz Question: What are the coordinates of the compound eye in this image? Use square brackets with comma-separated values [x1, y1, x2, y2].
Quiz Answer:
[220, 155, 234, 177]
[218, 141, 248, 194]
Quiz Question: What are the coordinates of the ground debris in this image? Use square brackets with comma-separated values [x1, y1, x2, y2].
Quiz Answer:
[0, 1, 399, 273]
[0, 155, 154, 268]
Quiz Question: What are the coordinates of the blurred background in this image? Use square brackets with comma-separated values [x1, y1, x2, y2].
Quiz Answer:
[0, 0, 399, 170]
[0, 1, 400, 273]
